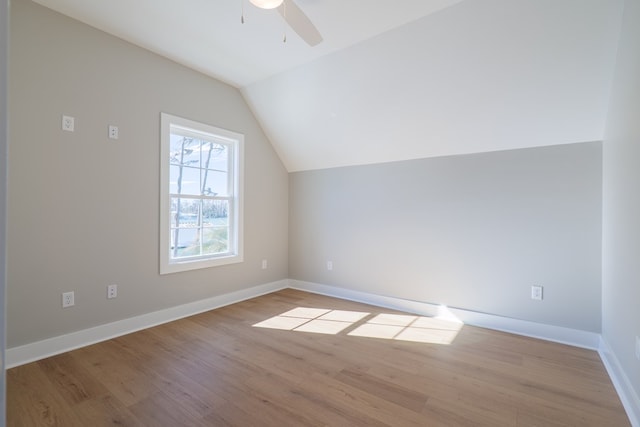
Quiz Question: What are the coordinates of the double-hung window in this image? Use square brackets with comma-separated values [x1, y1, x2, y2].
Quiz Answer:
[160, 113, 243, 274]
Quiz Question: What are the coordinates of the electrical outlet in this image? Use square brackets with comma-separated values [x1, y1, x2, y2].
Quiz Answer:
[261, 259, 268, 269]
[636, 336, 640, 360]
[108, 125, 119, 139]
[62, 115, 74, 132]
[327, 261, 333, 271]
[531, 285, 543, 301]
[62, 291, 75, 308]
[107, 284, 118, 299]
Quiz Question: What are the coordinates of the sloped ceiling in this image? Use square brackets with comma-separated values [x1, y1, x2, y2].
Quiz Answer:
[32, 0, 623, 172]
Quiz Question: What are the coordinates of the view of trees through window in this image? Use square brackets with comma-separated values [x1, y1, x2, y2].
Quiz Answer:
[169, 132, 231, 259]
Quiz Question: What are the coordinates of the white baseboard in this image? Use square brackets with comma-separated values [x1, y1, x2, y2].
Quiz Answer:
[6, 280, 288, 369]
[289, 280, 601, 349]
[599, 337, 640, 427]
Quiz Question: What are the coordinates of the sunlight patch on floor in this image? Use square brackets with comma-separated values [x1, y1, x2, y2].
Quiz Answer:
[252, 308, 370, 334]
[348, 312, 462, 344]
[253, 305, 463, 344]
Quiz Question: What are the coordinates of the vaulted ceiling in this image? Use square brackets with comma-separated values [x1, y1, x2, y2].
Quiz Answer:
[33, 0, 624, 171]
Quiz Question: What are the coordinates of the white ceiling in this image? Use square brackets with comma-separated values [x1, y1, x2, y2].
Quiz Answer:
[33, 0, 624, 172]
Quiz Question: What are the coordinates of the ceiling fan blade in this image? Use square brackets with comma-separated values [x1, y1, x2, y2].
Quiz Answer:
[278, 0, 323, 46]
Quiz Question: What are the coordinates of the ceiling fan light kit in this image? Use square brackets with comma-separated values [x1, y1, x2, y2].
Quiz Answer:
[250, 0, 283, 9]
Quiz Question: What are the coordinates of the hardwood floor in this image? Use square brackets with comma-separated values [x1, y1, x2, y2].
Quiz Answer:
[7, 289, 630, 426]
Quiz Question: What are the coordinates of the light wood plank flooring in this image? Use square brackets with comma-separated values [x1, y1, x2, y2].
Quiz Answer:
[7, 289, 630, 426]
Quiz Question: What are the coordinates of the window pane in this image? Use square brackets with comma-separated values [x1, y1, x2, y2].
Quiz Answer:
[202, 199, 229, 255]
[171, 197, 200, 228]
[202, 199, 228, 226]
[202, 170, 228, 196]
[170, 166, 200, 196]
[172, 227, 200, 258]
[203, 227, 228, 255]
[169, 134, 183, 165]
[170, 135, 200, 167]
[202, 142, 228, 172]
[169, 165, 182, 194]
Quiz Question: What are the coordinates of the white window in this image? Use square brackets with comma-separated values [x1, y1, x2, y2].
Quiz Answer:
[160, 113, 243, 274]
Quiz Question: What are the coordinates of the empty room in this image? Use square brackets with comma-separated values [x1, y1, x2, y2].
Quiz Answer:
[1, 0, 639, 425]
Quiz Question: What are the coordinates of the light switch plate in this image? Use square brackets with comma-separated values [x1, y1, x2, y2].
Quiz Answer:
[62, 115, 74, 132]
[108, 125, 119, 139]
[531, 285, 543, 301]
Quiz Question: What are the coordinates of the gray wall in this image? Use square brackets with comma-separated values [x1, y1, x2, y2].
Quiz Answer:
[1, 0, 7, 422]
[290, 142, 602, 332]
[603, 0, 640, 405]
[7, 0, 288, 348]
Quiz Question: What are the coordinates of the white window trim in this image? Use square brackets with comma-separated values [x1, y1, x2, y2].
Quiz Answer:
[159, 113, 244, 274]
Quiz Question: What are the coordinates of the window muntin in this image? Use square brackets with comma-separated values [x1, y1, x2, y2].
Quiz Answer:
[160, 113, 243, 274]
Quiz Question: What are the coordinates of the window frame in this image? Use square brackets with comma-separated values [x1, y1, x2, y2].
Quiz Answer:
[159, 113, 244, 274]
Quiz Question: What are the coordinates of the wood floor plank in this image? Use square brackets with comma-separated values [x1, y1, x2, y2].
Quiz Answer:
[37, 353, 109, 406]
[71, 393, 145, 427]
[334, 368, 429, 412]
[7, 289, 631, 426]
[71, 340, 164, 407]
[7, 362, 86, 427]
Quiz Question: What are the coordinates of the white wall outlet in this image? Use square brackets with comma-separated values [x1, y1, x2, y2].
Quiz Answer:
[261, 259, 268, 269]
[531, 285, 543, 301]
[108, 125, 119, 139]
[62, 291, 75, 308]
[635, 336, 640, 360]
[327, 261, 333, 271]
[62, 115, 74, 132]
[107, 284, 118, 299]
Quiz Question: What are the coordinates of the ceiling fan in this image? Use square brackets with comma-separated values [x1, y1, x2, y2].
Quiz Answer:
[249, 0, 323, 46]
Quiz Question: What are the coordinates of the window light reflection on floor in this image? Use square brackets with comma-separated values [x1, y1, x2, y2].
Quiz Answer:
[252, 308, 369, 335]
[252, 305, 463, 345]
